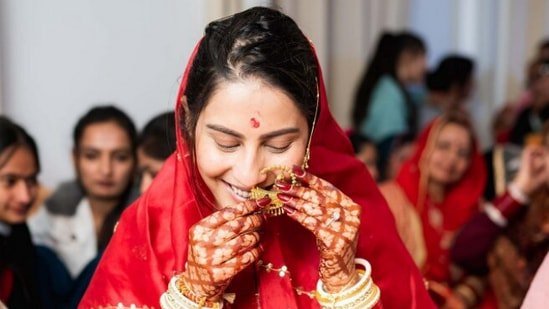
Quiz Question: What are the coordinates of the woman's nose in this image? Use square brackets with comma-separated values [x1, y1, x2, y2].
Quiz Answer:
[13, 181, 32, 204]
[99, 156, 113, 175]
[233, 151, 267, 189]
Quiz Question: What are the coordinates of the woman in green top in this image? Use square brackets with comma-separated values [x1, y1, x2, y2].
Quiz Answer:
[352, 31, 427, 180]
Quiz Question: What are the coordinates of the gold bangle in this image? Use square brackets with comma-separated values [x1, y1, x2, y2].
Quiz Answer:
[318, 283, 381, 309]
[315, 271, 370, 304]
[315, 258, 381, 309]
[160, 276, 223, 309]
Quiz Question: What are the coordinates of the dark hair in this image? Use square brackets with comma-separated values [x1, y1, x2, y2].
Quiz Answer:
[426, 55, 474, 92]
[0, 116, 40, 172]
[180, 7, 319, 209]
[539, 38, 549, 52]
[347, 131, 374, 155]
[138, 111, 176, 160]
[73, 105, 138, 154]
[182, 7, 318, 153]
[352, 31, 426, 131]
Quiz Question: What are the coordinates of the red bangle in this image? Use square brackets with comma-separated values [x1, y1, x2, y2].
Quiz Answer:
[493, 191, 524, 218]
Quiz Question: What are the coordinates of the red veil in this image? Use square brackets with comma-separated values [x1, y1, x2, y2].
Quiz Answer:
[396, 117, 487, 283]
[79, 40, 435, 309]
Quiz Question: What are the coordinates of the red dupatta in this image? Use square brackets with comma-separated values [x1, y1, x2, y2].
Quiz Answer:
[396, 117, 487, 283]
[79, 39, 435, 309]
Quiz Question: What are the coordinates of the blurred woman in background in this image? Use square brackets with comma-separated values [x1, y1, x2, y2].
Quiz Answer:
[0, 116, 42, 308]
[379, 111, 487, 308]
[29, 105, 138, 307]
[352, 31, 427, 180]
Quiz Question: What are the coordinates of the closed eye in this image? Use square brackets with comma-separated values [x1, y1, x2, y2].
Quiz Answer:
[266, 144, 291, 153]
[216, 142, 239, 152]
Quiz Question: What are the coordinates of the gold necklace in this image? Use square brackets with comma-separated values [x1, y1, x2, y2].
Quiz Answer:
[256, 260, 317, 300]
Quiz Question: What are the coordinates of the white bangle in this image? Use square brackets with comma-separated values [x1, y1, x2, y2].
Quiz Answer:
[484, 203, 508, 227]
[316, 258, 371, 299]
[316, 258, 380, 309]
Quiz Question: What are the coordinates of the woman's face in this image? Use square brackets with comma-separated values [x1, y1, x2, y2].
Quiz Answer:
[0, 147, 38, 224]
[73, 121, 135, 201]
[194, 79, 309, 208]
[399, 52, 427, 84]
[137, 147, 165, 194]
[427, 123, 472, 186]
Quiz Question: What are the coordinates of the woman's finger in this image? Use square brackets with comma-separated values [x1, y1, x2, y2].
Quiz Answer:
[193, 197, 269, 231]
[218, 243, 263, 277]
[190, 230, 261, 265]
[289, 165, 357, 208]
[209, 213, 265, 246]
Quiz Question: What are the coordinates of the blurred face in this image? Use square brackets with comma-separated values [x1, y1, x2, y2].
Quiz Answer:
[73, 121, 135, 201]
[137, 147, 165, 194]
[0, 147, 38, 224]
[531, 67, 549, 109]
[427, 123, 472, 186]
[194, 79, 309, 208]
[458, 77, 474, 101]
[356, 144, 378, 180]
[399, 52, 427, 84]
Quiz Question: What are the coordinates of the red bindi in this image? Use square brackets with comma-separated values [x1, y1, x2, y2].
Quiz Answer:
[250, 117, 260, 128]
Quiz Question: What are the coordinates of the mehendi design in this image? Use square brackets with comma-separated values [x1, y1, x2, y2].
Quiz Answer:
[278, 165, 362, 292]
[181, 199, 266, 301]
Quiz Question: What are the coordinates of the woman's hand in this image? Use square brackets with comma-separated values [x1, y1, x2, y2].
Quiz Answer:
[276, 165, 362, 293]
[511, 145, 548, 196]
[181, 198, 269, 301]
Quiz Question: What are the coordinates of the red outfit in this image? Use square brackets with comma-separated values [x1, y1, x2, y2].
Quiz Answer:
[79, 41, 435, 309]
[396, 117, 487, 283]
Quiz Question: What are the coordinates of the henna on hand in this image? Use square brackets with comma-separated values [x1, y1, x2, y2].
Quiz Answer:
[181, 198, 269, 301]
[277, 165, 361, 292]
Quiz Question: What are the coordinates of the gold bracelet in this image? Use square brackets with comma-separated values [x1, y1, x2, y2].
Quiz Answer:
[315, 271, 370, 304]
[318, 283, 381, 309]
[160, 276, 223, 309]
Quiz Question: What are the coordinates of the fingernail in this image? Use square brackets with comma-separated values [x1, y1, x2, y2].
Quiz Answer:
[256, 197, 272, 208]
[275, 181, 292, 191]
[292, 165, 306, 177]
[277, 193, 292, 202]
[283, 205, 296, 215]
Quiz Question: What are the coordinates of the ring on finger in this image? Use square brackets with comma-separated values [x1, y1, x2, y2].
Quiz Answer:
[325, 211, 340, 227]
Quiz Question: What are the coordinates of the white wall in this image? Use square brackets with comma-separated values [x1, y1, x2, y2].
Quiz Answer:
[4, 0, 549, 189]
[0, 0, 206, 188]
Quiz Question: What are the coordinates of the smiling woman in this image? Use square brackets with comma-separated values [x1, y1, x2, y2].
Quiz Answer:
[0, 116, 42, 308]
[195, 80, 309, 208]
[379, 110, 487, 307]
[79, 6, 435, 309]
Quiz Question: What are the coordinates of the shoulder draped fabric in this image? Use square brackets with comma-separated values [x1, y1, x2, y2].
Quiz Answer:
[79, 40, 435, 309]
[395, 117, 487, 283]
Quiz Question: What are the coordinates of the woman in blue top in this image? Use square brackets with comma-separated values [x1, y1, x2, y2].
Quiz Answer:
[352, 31, 427, 180]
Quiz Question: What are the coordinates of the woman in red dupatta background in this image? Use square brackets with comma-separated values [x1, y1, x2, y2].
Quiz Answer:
[79, 7, 434, 309]
[381, 111, 487, 308]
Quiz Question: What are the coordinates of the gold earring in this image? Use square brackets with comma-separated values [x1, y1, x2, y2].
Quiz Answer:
[302, 78, 319, 170]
